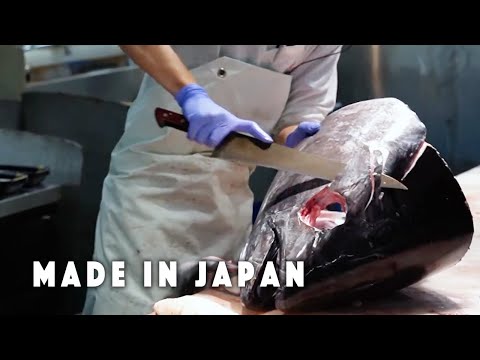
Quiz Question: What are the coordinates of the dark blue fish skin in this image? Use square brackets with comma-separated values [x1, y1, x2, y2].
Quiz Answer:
[239, 98, 474, 312]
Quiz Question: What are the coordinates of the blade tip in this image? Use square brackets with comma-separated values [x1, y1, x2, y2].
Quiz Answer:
[384, 181, 408, 190]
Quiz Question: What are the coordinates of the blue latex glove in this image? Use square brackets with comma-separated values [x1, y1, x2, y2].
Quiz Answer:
[175, 84, 273, 148]
[285, 121, 321, 148]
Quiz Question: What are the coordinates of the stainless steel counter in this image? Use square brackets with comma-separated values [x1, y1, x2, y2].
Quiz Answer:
[0, 184, 61, 219]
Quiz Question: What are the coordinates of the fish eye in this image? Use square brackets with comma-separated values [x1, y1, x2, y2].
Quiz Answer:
[326, 203, 343, 212]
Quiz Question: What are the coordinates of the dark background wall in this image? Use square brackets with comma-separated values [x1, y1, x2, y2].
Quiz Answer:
[336, 45, 480, 175]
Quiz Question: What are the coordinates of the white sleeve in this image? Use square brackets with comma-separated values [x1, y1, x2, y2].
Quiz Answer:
[272, 45, 343, 135]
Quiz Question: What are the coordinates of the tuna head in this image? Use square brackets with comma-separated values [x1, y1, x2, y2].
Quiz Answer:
[239, 98, 474, 312]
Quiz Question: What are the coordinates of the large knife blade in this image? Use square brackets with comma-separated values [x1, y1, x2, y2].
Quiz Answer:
[154, 107, 407, 190]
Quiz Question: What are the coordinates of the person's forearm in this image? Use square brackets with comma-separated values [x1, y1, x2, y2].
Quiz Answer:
[119, 45, 196, 95]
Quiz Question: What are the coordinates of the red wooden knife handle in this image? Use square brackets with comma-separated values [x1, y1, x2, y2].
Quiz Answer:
[154, 107, 272, 150]
[155, 108, 189, 132]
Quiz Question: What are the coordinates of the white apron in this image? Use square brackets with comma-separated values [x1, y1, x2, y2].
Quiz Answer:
[82, 56, 292, 315]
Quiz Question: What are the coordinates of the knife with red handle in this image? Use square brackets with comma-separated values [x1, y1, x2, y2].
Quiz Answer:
[154, 107, 273, 150]
[152, 107, 408, 190]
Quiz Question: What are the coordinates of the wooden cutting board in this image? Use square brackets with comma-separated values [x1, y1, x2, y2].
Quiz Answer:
[151, 166, 480, 315]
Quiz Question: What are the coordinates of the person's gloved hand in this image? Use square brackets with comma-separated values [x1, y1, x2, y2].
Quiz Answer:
[284, 121, 321, 148]
[175, 83, 273, 148]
